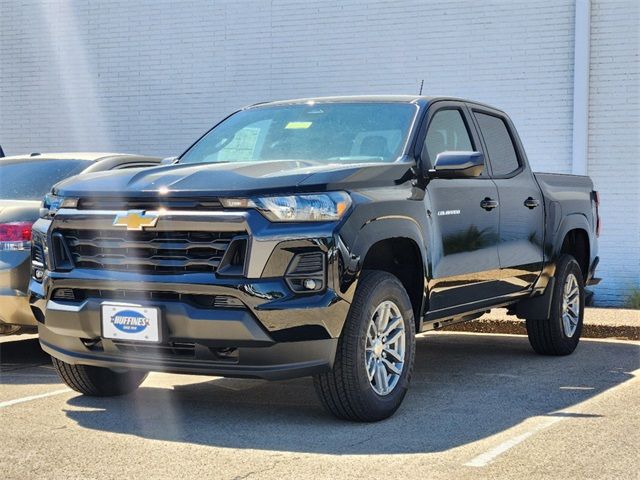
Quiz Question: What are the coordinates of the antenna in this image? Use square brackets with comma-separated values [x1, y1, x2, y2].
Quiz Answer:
[419, 79, 424, 96]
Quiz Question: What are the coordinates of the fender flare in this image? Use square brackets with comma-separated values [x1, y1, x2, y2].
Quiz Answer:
[338, 215, 429, 324]
[352, 215, 427, 272]
[552, 213, 592, 260]
[519, 213, 593, 320]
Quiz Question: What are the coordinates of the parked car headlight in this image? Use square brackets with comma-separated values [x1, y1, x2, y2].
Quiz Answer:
[221, 192, 352, 222]
[41, 193, 78, 218]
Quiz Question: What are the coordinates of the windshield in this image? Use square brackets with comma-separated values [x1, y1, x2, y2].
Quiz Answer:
[179, 102, 417, 165]
[0, 159, 91, 200]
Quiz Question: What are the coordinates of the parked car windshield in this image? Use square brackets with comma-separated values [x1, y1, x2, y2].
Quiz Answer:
[179, 102, 418, 165]
[0, 159, 91, 200]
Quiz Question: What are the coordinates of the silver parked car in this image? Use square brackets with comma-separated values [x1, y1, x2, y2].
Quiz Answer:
[0, 152, 160, 334]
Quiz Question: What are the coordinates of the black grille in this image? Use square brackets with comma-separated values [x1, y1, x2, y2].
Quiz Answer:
[52, 288, 76, 301]
[77, 197, 222, 210]
[53, 288, 245, 309]
[288, 252, 324, 274]
[285, 252, 325, 293]
[112, 341, 196, 358]
[59, 229, 240, 274]
[31, 243, 45, 266]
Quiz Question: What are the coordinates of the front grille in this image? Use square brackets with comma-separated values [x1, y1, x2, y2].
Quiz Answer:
[52, 288, 245, 309]
[112, 340, 196, 358]
[59, 229, 240, 274]
[77, 197, 222, 211]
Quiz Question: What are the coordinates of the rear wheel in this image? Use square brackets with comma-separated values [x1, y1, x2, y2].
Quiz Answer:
[52, 357, 148, 396]
[313, 270, 416, 421]
[526, 254, 584, 355]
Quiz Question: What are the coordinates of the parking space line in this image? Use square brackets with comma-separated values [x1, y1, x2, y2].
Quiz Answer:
[465, 369, 640, 468]
[0, 388, 70, 409]
[464, 416, 564, 467]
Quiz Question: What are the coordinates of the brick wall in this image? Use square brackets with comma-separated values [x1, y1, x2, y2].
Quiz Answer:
[0, 0, 637, 304]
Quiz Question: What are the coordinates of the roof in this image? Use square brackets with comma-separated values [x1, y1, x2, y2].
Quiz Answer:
[248, 95, 502, 111]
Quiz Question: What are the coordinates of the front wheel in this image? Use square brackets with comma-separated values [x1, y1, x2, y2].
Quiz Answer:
[52, 357, 148, 396]
[313, 270, 416, 421]
[526, 254, 585, 355]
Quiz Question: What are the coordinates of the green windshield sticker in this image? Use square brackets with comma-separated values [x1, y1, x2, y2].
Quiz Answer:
[285, 121, 312, 129]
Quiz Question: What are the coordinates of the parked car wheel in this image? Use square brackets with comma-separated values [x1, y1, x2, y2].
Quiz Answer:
[526, 254, 585, 355]
[313, 270, 416, 421]
[52, 357, 148, 396]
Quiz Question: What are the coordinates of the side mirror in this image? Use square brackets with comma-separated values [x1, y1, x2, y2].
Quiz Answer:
[161, 156, 178, 165]
[429, 151, 484, 179]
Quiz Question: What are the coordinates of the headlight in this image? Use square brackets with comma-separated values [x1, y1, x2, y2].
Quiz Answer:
[221, 192, 352, 222]
[40, 193, 78, 218]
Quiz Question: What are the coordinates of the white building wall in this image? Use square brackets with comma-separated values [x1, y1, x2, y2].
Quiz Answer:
[587, 0, 640, 305]
[0, 0, 637, 305]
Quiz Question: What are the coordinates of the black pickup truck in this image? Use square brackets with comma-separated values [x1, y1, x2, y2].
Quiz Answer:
[29, 96, 600, 421]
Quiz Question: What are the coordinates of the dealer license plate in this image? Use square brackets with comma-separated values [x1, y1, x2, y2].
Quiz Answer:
[101, 303, 161, 343]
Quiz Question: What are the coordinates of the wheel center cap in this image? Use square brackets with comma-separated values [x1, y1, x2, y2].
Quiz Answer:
[373, 340, 384, 357]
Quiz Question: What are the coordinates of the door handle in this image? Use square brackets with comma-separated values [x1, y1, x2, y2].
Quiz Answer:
[480, 197, 499, 211]
[524, 197, 540, 209]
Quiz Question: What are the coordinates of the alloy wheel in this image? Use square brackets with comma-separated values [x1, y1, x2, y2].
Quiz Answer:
[561, 273, 580, 337]
[364, 300, 406, 396]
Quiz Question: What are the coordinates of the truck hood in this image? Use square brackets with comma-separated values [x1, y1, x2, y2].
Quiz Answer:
[52, 160, 414, 198]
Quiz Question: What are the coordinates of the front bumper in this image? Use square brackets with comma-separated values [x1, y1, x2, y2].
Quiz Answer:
[39, 328, 337, 380]
[29, 208, 350, 379]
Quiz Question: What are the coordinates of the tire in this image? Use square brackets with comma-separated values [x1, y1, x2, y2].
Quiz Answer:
[52, 357, 148, 396]
[526, 254, 585, 356]
[313, 270, 416, 422]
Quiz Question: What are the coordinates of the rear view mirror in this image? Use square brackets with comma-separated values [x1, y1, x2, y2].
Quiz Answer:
[429, 151, 484, 179]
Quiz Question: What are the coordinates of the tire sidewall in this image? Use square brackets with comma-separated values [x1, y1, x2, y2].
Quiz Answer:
[351, 273, 416, 416]
[551, 256, 585, 349]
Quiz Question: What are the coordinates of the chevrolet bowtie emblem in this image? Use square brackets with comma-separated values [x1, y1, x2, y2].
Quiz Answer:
[113, 211, 159, 231]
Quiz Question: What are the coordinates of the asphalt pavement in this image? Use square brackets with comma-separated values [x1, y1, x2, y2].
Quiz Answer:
[1, 331, 638, 480]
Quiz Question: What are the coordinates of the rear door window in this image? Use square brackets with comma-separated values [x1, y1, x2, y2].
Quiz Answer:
[474, 112, 520, 176]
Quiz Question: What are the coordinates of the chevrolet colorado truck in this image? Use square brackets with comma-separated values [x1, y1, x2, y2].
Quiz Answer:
[29, 96, 600, 421]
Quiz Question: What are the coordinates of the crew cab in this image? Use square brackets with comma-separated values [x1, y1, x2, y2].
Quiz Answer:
[29, 96, 600, 421]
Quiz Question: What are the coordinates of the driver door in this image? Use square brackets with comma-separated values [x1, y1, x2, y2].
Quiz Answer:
[422, 103, 502, 312]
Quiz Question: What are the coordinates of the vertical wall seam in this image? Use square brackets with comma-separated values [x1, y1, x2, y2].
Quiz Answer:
[572, 0, 591, 175]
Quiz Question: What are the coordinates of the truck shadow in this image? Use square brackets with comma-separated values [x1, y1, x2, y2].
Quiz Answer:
[63, 333, 639, 454]
[0, 337, 59, 385]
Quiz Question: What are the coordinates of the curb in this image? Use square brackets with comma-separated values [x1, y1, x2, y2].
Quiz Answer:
[443, 317, 640, 341]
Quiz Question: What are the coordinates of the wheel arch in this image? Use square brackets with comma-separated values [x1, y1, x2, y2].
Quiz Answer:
[346, 217, 428, 332]
[552, 214, 593, 281]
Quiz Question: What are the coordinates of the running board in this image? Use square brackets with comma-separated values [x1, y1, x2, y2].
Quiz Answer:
[421, 312, 485, 332]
